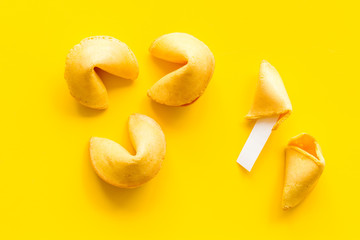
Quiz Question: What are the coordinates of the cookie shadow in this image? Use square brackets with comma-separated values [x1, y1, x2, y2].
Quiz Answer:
[76, 103, 104, 117]
[97, 177, 146, 207]
[149, 100, 193, 125]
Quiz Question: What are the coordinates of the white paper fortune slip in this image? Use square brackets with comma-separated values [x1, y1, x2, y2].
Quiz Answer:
[237, 116, 279, 172]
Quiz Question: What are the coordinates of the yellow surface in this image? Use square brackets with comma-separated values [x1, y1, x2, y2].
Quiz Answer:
[0, 0, 359, 239]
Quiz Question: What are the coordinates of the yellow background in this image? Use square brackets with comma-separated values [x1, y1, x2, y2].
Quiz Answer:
[0, 0, 359, 239]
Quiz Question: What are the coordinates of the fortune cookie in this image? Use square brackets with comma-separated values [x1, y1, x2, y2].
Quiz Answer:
[282, 133, 325, 209]
[148, 33, 215, 106]
[65, 36, 139, 109]
[246, 60, 292, 129]
[90, 114, 166, 188]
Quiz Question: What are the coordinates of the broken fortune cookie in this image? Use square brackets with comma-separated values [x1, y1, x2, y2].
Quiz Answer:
[246, 60, 292, 129]
[282, 133, 325, 210]
[237, 60, 292, 171]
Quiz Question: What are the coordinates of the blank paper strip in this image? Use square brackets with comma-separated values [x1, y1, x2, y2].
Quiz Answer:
[237, 116, 278, 172]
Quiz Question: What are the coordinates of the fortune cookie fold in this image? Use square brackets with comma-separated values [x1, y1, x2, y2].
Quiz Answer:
[65, 36, 139, 109]
[246, 60, 292, 129]
[282, 133, 325, 209]
[148, 33, 215, 106]
[90, 114, 166, 188]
